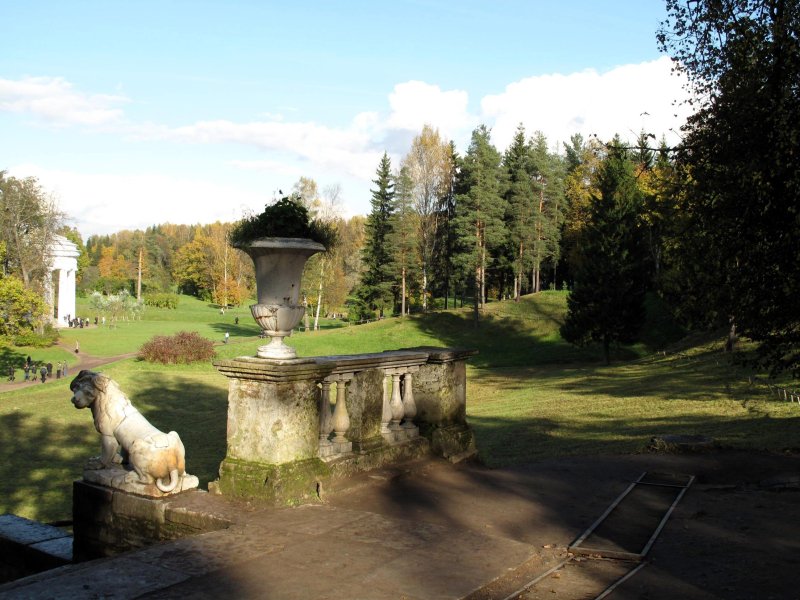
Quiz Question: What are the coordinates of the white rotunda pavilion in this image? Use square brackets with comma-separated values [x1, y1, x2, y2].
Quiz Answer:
[46, 235, 81, 327]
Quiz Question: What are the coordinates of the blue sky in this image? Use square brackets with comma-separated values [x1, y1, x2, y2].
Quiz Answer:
[1, 1, 690, 237]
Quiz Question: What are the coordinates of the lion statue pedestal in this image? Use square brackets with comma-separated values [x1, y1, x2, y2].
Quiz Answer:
[70, 370, 199, 497]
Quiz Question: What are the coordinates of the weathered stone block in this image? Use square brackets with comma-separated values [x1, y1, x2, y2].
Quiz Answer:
[216, 457, 330, 505]
[414, 361, 467, 427]
[226, 378, 322, 464]
[72, 481, 226, 561]
[112, 491, 166, 524]
[430, 424, 477, 460]
[72, 480, 114, 525]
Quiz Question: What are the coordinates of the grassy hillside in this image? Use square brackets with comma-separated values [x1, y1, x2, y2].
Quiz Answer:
[1, 291, 796, 523]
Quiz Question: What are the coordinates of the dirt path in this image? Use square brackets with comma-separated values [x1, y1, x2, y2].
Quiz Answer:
[0, 344, 137, 394]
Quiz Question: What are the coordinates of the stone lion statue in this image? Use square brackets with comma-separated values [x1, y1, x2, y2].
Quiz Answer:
[70, 369, 193, 493]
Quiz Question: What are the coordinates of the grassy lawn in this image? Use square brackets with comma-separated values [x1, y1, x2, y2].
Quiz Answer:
[1, 291, 796, 523]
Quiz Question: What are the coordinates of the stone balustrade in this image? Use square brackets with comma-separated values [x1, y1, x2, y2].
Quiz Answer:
[212, 347, 477, 504]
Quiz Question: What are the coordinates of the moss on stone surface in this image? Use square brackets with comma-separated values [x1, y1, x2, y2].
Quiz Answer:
[217, 457, 331, 505]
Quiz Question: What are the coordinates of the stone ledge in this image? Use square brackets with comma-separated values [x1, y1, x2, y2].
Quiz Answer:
[213, 356, 334, 383]
[317, 350, 429, 375]
[82, 467, 199, 497]
[401, 346, 479, 364]
[0, 514, 72, 583]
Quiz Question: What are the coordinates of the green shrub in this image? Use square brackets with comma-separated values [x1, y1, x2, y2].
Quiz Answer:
[138, 331, 216, 364]
[93, 276, 133, 295]
[344, 298, 374, 323]
[144, 293, 180, 309]
[229, 194, 338, 249]
[12, 324, 59, 348]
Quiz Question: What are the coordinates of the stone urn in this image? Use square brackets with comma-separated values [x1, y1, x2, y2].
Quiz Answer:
[238, 237, 325, 359]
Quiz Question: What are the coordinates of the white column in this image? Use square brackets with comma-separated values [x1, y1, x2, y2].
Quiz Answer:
[53, 265, 77, 328]
[64, 268, 77, 323]
[47, 236, 80, 328]
[43, 269, 55, 324]
[56, 269, 68, 325]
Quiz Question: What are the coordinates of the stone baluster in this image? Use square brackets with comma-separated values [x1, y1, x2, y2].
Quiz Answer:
[381, 372, 393, 439]
[402, 367, 419, 438]
[318, 379, 334, 458]
[330, 374, 353, 454]
[389, 372, 404, 436]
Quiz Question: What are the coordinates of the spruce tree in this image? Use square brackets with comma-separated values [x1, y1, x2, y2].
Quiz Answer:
[357, 153, 395, 316]
[561, 139, 647, 364]
[432, 141, 459, 309]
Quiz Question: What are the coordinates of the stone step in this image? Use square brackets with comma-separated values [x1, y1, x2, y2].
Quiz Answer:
[0, 514, 73, 583]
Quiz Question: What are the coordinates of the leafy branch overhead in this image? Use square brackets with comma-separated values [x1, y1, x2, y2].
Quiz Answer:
[229, 195, 338, 249]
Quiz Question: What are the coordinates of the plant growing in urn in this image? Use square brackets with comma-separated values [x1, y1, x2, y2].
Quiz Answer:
[230, 195, 336, 359]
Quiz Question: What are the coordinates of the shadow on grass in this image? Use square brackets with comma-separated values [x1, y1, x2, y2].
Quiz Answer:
[0, 378, 228, 524]
[406, 292, 686, 370]
[408, 311, 604, 369]
[207, 321, 261, 339]
[125, 377, 229, 489]
[469, 409, 800, 468]
[0, 412, 93, 523]
[466, 345, 745, 405]
[0, 347, 27, 378]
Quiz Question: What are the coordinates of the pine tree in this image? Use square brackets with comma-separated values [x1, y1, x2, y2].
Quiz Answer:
[389, 166, 418, 317]
[561, 139, 648, 364]
[503, 124, 535, 300]
[529, 132, 566, 293]
[452, 125, 507, 321]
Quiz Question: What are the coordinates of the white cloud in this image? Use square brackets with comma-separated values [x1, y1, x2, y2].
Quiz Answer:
[7, 164, 265, 237]
[165, 119, 383, 181]
[481, 57, 692, 150]
[385, 81, 475, 139]
[0, 76, 127, 127]
[227, 158, 304, 178]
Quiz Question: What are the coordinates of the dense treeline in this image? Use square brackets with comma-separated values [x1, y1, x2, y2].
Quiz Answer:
[3, 0, 797, 375]
[657, 0, 800, 375]
[74, 177, 365, 326]
[353, 124, 574, 321]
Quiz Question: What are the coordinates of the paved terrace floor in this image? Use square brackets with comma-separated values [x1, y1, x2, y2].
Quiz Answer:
[1, 451, 798, 599]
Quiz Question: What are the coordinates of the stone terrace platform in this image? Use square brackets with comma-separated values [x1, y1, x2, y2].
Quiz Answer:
[3, 451, 799, 599]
